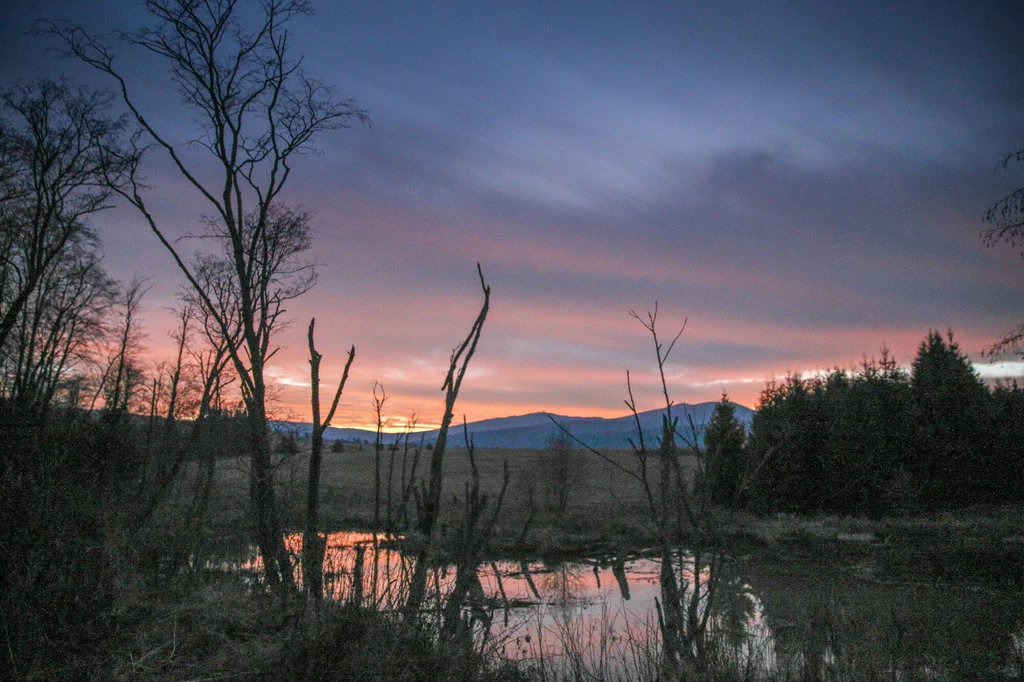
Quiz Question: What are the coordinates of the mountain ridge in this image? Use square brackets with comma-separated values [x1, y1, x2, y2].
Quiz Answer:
[273, 401, 754, 450]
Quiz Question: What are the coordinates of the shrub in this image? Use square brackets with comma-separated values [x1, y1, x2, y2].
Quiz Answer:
[276, 431, 300, 456]
[542, 433, 584, 517]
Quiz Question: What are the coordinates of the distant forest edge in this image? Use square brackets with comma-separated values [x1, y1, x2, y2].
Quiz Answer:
[273, 402, 755, 449]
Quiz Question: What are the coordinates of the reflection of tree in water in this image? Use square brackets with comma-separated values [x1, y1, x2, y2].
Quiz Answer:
[313, 533, 414, 610]
[611, 556, 630, 601]
[227, 534, 1022, 679]
[744, 562, 1022, 680]
[541, 562, 586, 611]
[712, 576, 758, 644]
[656, 550, 780, 678]
[707, 574, 772, 671]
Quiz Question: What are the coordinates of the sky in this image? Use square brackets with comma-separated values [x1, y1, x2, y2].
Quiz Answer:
[3, 0, 1023, 429]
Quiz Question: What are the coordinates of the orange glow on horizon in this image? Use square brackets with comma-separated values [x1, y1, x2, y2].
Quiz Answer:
[132, 279, 1018, 431]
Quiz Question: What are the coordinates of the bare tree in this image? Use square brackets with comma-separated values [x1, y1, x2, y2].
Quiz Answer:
[0, 241, 117, 411]
[385, 414, 418, 530]
[304, 318, 354, 601]
[171, 282, 240, 568]
[417, 264, 491, 540]
[441, 420, 509, 636]
[372, 381, 388, 531]
[394, 417, 424, 531]
[542, 432, 583, 517]
[0, 78, 133, 354]
[627, 306, 695, 675]
[983, 146, 1024, 357]
[164, 306, 192, 423]
[984, 147, 1024, 250]
[49, 0, 369, 588]
[102, 277, 148, 415]
[406, 264, 490, 620]
[548, 305, 727, 677]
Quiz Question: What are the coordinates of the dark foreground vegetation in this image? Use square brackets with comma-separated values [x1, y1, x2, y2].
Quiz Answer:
[4, 400, 1024, 681]
[3, 272, 1023, 680]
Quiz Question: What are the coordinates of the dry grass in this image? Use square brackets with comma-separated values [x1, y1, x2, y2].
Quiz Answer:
[167, 442, 1024, 588]
[92, 575, 530, 682]
[181, 445, 691, 557]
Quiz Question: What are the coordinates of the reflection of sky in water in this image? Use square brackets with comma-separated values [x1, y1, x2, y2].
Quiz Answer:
[216, 533, 778, 676]
[484, 556, 779, 679]
[215, 532, 1023, 679]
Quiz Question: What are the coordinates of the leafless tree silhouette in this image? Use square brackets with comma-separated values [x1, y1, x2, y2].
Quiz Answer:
[983, 146, 1024, 357]
[49, 0, 369, 588]
[304, 318, 354, 601]
[417, 264, 491, 540]
[0, 78, 133, 357]
[0, 239, 116, 410]
[405, 264, 491, 620]
[547, 304, 739, 677]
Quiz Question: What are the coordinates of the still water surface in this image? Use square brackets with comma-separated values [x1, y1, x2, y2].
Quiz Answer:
[218, 532, 1023, 679]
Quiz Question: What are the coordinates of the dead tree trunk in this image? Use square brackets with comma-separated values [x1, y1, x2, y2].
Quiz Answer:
[442, 425, 509, 637]
[246, 398, 290, 589]
[418, 264, 490, 539]
[304, 318, 354, 601]
[372, 382, 387, 532]
[405, 264, 490, 621]
[165, 307, 191, 423]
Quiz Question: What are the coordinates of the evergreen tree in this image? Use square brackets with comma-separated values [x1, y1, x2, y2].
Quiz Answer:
[742, 331, 999, 515]
[748, 353, 916, 516]
[747, 375, 827, 513]
[910, 330, 990, 507]
[847, 351, 916, 514]
[704, 393, 747, 506]
[989, 381, 1024, 503]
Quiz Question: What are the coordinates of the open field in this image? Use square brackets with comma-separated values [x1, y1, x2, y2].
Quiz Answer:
[175, 442, 1024, 589]
[129, 441, 1023, 680]
[178, 445, 663, 555]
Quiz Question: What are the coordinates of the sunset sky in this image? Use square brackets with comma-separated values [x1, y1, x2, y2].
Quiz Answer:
[3, 0, 1022, 429]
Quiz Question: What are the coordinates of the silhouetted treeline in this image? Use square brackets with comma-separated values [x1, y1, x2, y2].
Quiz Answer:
[717, 331, 1024, 515]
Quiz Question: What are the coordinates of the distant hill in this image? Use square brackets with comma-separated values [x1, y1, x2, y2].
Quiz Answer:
[272, 402, 753, 450]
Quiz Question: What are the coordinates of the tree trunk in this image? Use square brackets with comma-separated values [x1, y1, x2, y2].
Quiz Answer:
[304, 415, 326, 600]
[303, 323, 353, 601]
[247, 398, 292, 589]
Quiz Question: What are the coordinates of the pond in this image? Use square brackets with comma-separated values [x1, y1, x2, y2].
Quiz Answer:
[215, 532, 1024, 680]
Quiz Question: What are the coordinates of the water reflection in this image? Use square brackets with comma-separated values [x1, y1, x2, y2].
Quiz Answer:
[215, 532, 1022, 680]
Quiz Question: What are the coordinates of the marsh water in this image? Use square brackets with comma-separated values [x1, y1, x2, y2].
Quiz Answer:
[218, 532, 1023, 680]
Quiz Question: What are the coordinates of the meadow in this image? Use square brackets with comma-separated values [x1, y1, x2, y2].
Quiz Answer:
[185, 441, 1024, 586]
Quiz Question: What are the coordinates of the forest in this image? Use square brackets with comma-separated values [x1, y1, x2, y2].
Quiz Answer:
[710, 334, 1024, 516]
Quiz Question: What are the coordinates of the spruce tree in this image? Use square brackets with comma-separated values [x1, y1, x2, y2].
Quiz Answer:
[910, 330, 990, 507]
[704, 393, 748, 506]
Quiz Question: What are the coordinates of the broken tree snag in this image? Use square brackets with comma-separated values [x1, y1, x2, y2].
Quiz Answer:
[405, 265, 491, 623]
[304, 317, 355, 601]
[418, 264, 491, 540]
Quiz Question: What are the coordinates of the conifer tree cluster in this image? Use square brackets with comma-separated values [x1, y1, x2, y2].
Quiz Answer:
[712, 331, 1024, 515]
